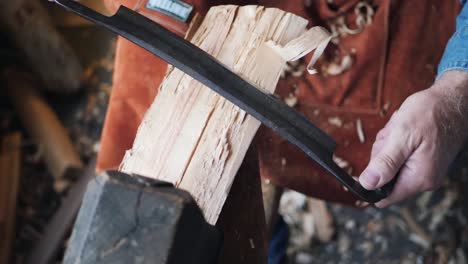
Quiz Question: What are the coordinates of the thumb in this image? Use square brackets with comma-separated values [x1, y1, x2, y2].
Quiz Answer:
[359, 136, 412, 190]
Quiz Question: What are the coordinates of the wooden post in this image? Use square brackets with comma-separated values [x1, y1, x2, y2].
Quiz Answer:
[119, 5, 330, 225]
[0, 132, 21, 264]
[217, 147, 268, 263]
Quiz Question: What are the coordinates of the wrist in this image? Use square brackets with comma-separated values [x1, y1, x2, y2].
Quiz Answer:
[432, 70, 468, 97]
[430, 70, 468, 143]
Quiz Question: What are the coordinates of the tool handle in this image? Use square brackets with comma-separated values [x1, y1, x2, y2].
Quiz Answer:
[327, 160, 396, 203]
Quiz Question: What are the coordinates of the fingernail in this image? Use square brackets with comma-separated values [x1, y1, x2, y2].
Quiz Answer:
[359, 170, 380, 190]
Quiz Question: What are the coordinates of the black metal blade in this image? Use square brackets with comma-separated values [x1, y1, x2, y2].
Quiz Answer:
[54, 0, 394, 203]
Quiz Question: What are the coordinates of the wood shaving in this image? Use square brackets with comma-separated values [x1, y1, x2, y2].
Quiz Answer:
[345, 220, 356, 230]
[429, 188, 458, 230]
[355, 200, 369, 208]
[328, 116, 343, 127]
[356, 118, 365, 143]
[401, 207, 431, 247]
[284, 94, 298, 107]
[291, 65, 306, 77]
[308, 198, 335, 242]
[249, 238, 255, 249]
[358, 241, 374, 256]
[455, 248, 467, 264]
[53, 179, 71, 194]
[302, 213, 315, 241]
[338, 234, 351, 254]
[383, 102, 391, 111]
[380, 102, 392, 117]
[325, 55, 353, 76]
[409, 234, 430, 249]
[333, 155, 350, 169]
[296, 252, 313, 264]
[281, 157, 287, 166]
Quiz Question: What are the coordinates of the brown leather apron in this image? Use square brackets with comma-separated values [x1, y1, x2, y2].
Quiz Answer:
[97, 0, 460, 205]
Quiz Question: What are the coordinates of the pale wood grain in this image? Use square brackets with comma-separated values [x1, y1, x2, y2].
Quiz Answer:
[120, 5, 329, 224]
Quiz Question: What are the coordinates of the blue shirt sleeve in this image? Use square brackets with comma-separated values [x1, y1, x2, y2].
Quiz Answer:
[437, 1, 468, 78]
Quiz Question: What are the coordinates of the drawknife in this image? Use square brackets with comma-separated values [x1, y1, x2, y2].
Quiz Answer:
[53, 0, 395, 203]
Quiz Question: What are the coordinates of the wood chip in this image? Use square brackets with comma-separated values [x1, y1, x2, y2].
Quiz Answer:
[325, 55, 353, 76]
[308, 198, 335, 242]
[53, 179, 71, 194]
[355, 200, 370, 208]
[401, 207, 431, 248]
[409, 234, 430, 249]
[284, 94, 298, 107]
[356, 118, 365, 143]
[281, 158, 287, 166]
[332, 155, 350, 169]
[249, 238, 255, 249]
[328, 116, 343, 127]
[429, 188, 458, 230]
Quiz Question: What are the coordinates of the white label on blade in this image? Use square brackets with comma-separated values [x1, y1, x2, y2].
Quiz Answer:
[146, 0, 193, 22]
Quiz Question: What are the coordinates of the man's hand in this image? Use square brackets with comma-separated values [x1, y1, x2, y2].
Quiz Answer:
[359, 71, 468, 208]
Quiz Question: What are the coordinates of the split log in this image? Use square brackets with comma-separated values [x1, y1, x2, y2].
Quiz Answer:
[3, 69, 84, 179]
[0, 0, 82, 93]
[120, 5, 330, 224]
[0, 132, 21, 264]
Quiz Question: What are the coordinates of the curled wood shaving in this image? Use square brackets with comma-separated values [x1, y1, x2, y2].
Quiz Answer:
[265, 27, 332, 74]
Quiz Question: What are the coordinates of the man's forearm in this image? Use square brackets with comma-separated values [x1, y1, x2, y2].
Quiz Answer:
[437, 1, 468, 78]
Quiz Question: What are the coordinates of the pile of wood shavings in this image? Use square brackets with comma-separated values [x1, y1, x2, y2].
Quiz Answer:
[280, 151, 468, 264]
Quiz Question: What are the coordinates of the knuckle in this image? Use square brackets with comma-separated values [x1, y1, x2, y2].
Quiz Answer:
[376, 129, 386, 141]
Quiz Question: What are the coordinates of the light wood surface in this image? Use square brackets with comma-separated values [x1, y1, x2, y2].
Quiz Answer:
[120, 5, 329, 224]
